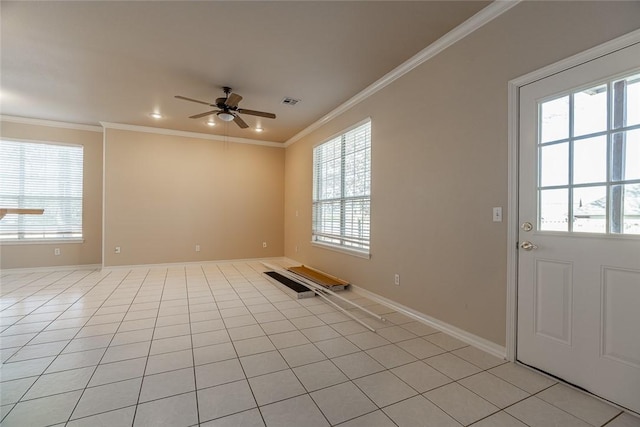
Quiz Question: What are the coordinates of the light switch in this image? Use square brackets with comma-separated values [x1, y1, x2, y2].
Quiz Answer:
[493, 207, 502, 222]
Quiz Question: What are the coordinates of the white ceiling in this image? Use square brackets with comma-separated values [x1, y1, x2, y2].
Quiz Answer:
[1, 1, 489, 143]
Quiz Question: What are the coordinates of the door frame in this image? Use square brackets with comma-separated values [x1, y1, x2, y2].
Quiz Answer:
[506, 29, 640, 362]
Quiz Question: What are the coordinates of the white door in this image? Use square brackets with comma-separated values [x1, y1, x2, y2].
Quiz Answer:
[518, 42, 640, 413]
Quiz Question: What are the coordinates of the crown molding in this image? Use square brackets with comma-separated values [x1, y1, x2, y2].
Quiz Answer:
[284, 0, 521, 148]
[100, 122, 284, 148]
[0, 115, 103, 132]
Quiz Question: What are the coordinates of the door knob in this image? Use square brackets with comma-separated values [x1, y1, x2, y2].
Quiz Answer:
[520, 241, 538, 251]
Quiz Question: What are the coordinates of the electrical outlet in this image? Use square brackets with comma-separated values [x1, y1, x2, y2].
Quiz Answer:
[263, 242, 267, 248]
[394, 274, 400, 286]
[54, 248, 61, 256]
[115, 246, 121, 254]
[195, 244, 200, 252]
[295, 245, 299, 253]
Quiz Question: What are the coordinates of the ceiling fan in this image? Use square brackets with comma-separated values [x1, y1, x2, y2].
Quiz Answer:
[175, 86, 276, 129]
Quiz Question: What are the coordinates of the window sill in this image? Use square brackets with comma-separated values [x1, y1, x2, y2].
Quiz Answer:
[310, 241, 371, 259]
[0, 238, 85, 246]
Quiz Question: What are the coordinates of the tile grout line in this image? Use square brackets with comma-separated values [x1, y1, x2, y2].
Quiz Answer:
[130, 267, 168, 426]
[183, 265, 201, 426]
[216, 263, 267, 426]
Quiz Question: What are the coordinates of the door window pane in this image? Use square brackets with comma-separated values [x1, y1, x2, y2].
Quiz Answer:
[623, 184, 640, 235]
[613, 74, 640, 128]
[540, 143, 568, 187]
[573, 186, 607, 233]
[618, 129, 640, 181]
[540, 96, 569, 143]
[574, 136, 607, 185]
[540, 189, 568, 231]
[574, 84, 607, 137]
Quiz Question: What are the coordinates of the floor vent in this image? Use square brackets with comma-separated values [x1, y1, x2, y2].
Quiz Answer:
[264, 271, 314, 299]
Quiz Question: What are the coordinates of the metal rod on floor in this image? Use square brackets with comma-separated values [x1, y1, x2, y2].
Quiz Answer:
[268, 266, 377, 333]
[262, 262, 386, 325]
[284, 267, 385, 322]
[299, 279, 376, 332]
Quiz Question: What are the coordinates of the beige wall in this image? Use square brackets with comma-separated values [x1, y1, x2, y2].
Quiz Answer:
[103, 128, 284, 267]
[0, 121, 103, 268]
[284, 1, 640, 346]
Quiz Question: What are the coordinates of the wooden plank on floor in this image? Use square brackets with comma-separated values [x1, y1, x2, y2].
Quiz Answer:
[288, 265, 348, 288]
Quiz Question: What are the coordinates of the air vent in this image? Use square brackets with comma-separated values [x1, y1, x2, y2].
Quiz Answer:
[282, 97, 301, 106]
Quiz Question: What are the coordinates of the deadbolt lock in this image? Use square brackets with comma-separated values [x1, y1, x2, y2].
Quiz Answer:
[521, 222, 533, 232]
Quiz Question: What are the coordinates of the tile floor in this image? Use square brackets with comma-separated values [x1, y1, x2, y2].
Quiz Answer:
[0, 261, 638, 427]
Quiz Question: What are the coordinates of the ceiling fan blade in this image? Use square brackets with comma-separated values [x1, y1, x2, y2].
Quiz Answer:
[226, 93, 243, 108]
[237, 109, 276, 119]
[233, 115, 249, 129]
[175, 95, 214, 106]
[189, 110, 218, 119]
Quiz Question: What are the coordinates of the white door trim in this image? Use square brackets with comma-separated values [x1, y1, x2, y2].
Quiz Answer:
[506, 28, 640, 362]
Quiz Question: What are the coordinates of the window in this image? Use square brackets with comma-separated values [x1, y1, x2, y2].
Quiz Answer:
[0, 140, 83, 240]
[312, 120, 371, 255]
[538, 72, 640, 234]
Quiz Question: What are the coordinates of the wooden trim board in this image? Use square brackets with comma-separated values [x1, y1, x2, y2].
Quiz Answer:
[288, 265, 349, 288]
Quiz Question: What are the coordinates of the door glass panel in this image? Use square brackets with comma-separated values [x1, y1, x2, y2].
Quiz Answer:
[574, 84, 607, 137]
[540, 143, 568, 186]
[613, 74, 640, 128]
[573, 186, 607, 233]
[540, 188, 568, 231]
[619, 129, 640, 181]
[622, 183, 640, 235]
[540, 96, 569, 143]
[574, 136, 607, 184]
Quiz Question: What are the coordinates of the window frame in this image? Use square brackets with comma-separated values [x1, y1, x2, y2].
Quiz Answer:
[0, 138, 84, 243]
[311, 118, 371, 258]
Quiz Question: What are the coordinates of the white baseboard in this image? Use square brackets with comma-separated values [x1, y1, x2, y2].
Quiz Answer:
[350, 284, 507, 360]
[1, 257, 289, 275]
[0, 263, 102, 275]
[100, 256, 287, 271]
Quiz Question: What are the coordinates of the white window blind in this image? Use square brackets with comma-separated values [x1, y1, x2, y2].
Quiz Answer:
[313, 120, 371, 254]
[0, 140, 83, 240]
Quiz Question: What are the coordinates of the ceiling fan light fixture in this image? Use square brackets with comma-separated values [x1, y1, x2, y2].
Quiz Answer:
[217, 111, 234, 122]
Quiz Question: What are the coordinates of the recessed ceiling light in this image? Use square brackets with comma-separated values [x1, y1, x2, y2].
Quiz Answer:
[255, 127, 264, 133]
[149, 112, 163, 119]
[206, 120, 216, 127]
